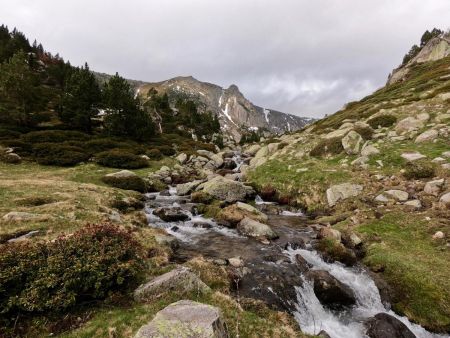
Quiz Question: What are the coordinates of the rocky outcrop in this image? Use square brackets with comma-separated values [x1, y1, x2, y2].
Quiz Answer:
[134, 300, 228, 338]
[134, 267, 210, 302]
[365, 313, 416, 338]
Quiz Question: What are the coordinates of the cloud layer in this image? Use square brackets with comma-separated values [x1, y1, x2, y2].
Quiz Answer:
[1, 0, 449, 117]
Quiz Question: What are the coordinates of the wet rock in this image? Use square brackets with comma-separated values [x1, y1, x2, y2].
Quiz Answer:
[200, 176, 254, 203]
[295, 254, 311, 273]
[342, 130, 363, 155]
[283, 238, 307, 250]
[216, 202, 267, 227]
[317, 330, 332, 338]
[134, 267, 210, 302]
[237, 217, 278, 240]
[134, 300, 227, 338]
[424, 179, 445, 196]
[326, 183, 363, 207]
[153, 207, 189, 222]
[306, 270, 356, 308]
[365, 313, 416, 338]
[176, 180, 203, 196]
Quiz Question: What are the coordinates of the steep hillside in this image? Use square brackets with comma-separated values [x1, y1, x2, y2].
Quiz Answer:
[137, 76, 314, 141]
[243, 37, 450, 332]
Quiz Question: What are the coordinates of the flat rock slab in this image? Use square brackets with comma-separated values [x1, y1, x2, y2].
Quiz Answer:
[134, 266, 210, 302]
[400, 152, 426, 162]
[134, 300, 228, 338]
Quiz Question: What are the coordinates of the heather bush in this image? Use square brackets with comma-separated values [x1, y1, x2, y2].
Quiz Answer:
[33, 143, 90, 166]
[96, 149, 148, 169]
[403, 160, 435, 179]
[0, 224, 145, 315]
[367, 114, 397, 129]
[310, 137, 344, 157]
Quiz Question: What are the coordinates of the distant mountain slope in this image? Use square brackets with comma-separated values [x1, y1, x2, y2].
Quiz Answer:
[136, 76, 314, 141]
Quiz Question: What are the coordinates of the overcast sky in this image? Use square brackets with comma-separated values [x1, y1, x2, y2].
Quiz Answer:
[1, 1, 449, 118]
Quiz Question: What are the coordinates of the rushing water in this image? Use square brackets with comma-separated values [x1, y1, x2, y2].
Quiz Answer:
[144, 153, 448, 338]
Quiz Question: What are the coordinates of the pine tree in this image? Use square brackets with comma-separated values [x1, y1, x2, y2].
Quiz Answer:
[0, 50, 42, 127]
[61, 63, 101, 132]
[102, 73, 155, 141]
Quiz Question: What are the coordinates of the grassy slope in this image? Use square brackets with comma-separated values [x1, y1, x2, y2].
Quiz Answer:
[0, 160, 305, 337]
[246, 56, 450, 331]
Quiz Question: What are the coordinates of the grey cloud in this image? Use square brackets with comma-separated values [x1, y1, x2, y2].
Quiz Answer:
[1, 0, 449, 117]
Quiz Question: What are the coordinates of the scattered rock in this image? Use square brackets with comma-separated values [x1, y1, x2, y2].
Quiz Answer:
[424, 179, 445, 196]
[395, 116, 425, 134]
[237, 217, 278, 239]
[153, 207, 189, 222]
[134, 300, 227, 338]
[432, 231, 445, 240]
[176, 180, 203, 196]
[404, 199, 422, 209]
[439, 192, 450, 207]
[176, 153, 187, 164]
[361, 144, 380, 157]
[134, 267, 210, 302]
[244, 144, 261, 156]
[401, 152, 426, 162]
[365, 313, 416, 338]
[197, 150, 224, 168]
[384, 190, 409, 202]
[228, 256, 244, 267]
[415, 129, 439, 143]
[326, 183, 363, 207]
[342, 130, 363, 155]
[305, 270, 356, 308]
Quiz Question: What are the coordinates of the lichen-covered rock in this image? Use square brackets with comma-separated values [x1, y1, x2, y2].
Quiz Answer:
[216, 202, 268, 227]
[384, 190, 409, 202]
[439, 192, 450, 207]
[237, 217, 278, 239]
[395, 116, 425, 134]
[415, 129, 439, 143]
[342, 131, 363, 155]
[134, 267, 210, 302]
[326, 183, 363, 207]
[401, 152, 426, 162]
[176, 180, 204, 196]
[197, 150, 224, 168]
[200, 176, 254, 203]
[134, 300, 228, 338]
[424, 179, 445, 196]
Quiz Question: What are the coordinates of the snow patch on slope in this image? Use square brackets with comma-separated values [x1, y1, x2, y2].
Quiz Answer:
[263, 108, 270, 123]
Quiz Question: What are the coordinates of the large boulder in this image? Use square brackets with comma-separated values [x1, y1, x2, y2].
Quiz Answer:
[237, 217, 278, 239]
[216, 202, 268, 227]
[326, 183, 363, 207]
[415, 129, 439, 143]
[342, 131, 363, 155]
[176, 180, 204, 196]
[134, 300, 228, 338]
[153, 207, 189, 222]
[134, 267, 210, 302]
[102, 170, 147, 192]
[305, 270, 356, 308]
[365, 313, 416, 338]
[200, 176, 254, 203]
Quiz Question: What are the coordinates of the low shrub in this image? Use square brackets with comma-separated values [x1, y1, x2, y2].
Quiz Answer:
[367, 114, 397, 129]
[0, 129, 21, 140]
[102, 175, 148, 192]
[310, 137, 344, 157]
[0, 153, 21, 164]
[85, 138, 122, 154]
[156, 145, 176, 156]
[109, 196, 145, 212]
[33, 143, 90, 166]
[191, 191, 214, 204]
[403, 160, 436, 179]
[0, 224, 144, 315]
[354, 125, 374, 140]
[146, 148, 162, 160]
[15, 196, 55, 206]
[96, 150, 149, 169]
[0, 139, 33, 156]
[22, 130, 90, 144]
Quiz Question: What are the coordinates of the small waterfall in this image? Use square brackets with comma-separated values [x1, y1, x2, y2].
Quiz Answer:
[286, 248, 447, 338]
